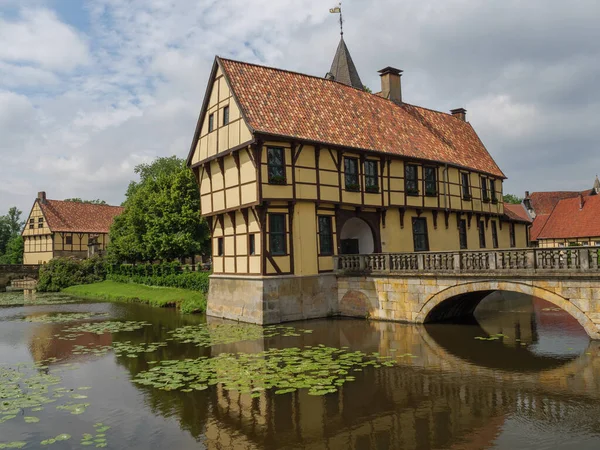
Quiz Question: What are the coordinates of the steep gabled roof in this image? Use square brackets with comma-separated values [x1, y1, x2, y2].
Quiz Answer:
[328, 37, 363, 90]
[537, 195, 600, 240]
[503, 204, 531, 223]
[217, 57, 505, 178]
[529, 214, 550, 242]
[39, 200, 124, 233]
[529, 191, 590, 215]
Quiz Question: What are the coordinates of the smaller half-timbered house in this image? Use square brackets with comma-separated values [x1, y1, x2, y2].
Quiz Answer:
[21, 192, 124, 265]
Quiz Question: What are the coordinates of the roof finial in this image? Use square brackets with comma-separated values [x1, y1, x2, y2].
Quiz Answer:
[329, 2, 344, 36]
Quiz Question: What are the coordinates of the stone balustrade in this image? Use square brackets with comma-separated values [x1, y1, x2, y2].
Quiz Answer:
[334, 247, 600, 275]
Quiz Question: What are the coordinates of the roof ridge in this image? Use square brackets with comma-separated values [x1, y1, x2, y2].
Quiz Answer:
[218, 56, 367, 92]
[47, 199, 123, 208]
[405, 103, 457, 119]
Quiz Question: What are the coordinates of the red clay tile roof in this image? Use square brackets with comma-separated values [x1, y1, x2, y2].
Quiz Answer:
[529, 214, 550, 242]
[219, 58, 505, 178]
[503, 204, 531, 223]
[40, 200, 124, 233]
[536, 194, 600, 240]
[528, 189, 594, 215]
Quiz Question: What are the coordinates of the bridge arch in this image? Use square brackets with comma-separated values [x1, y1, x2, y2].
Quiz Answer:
[416, 280, 599, 339]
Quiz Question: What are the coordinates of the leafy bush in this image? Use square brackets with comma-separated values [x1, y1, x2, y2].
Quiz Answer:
[37, 256, 107, 292]
[106, 271, 210, 293]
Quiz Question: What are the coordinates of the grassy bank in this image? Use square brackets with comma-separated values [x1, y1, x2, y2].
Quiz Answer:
[62, 281, 206, 314]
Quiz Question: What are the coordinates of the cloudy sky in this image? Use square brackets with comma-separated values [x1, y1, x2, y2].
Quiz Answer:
[1, 0, 599, 215]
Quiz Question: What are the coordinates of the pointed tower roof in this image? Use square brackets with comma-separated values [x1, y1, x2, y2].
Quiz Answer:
[593, 175, 600, 194]
[327, 37, 363, 90]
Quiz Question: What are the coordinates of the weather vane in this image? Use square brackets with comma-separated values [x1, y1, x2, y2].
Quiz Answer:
[329, 2, 344, 36]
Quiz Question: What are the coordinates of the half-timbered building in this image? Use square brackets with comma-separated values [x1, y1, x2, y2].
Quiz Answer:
[22, 192, 124, 265]
[187, 38, 531, 324]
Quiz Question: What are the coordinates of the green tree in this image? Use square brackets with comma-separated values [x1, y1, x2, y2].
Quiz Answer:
[0, 236, 24, 264]
[503, 194, 523, 204]
[0, 207, 23, 258]
[108, 156, 209, 263]
[64, 198, 107, 205]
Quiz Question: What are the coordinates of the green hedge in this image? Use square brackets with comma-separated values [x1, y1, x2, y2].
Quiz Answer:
[106, 271, 210, 293]
[38, 256, 107, 292]
[38, 257, 210, 294]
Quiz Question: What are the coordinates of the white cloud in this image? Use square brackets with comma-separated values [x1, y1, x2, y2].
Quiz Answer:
[1, 0, 599, 215]
[0, 8, 90, 71]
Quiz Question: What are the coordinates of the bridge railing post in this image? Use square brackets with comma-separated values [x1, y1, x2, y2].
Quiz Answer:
[359, 255, 366, 271]
[489, 251, 497, 270]
[333, 256, 340, 273]
[527, 249, 536, 270]
[417, 254, 424, 271]
[453, 252, 461, 272]
[385, 254, 392, 273]
[580, 248, 589, 270]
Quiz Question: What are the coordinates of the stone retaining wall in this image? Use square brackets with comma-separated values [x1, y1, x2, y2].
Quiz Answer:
[207, 274, 338, 324]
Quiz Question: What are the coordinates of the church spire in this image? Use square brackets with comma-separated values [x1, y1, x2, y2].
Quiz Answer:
[326, 3, 363, 89]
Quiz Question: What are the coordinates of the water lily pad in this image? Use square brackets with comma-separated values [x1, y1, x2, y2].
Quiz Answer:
[0, 443, 27, 449]
[16, 312, 109, 324]
[63, 321, 151, 336]
[24, 416, 40, 423]
[134, 346, 396, 396]
[167, 323, 314, 347]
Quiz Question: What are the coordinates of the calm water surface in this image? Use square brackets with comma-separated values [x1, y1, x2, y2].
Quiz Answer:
[1, 291, 599, 449]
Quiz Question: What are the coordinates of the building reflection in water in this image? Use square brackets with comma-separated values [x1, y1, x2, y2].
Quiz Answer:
[106, 295, 600, 449]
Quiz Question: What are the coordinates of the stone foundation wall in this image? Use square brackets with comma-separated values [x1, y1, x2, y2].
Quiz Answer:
[207, 274, 338, 325]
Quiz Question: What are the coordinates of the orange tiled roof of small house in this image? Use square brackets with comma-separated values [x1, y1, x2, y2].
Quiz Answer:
[503, 204, 531, 223]
[40, 199, 124, 233]
[218, 57, 505, 178]
[528, 190, 593, 215]
[537, 194, 600, 240]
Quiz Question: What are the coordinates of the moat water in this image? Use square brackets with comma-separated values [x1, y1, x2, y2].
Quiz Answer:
[1, 291, 599, 449]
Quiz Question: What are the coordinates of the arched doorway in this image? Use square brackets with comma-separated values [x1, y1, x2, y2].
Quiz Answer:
[340, 217, 375, 254]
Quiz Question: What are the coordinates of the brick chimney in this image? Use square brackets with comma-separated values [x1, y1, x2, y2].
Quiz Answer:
[378, 67, 403, 103]
[450, 108, 467, 122]
[523, 191, 535, 218]
[37, 191, 47, 204]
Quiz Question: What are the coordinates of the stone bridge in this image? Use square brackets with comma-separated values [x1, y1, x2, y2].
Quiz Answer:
[0, 265, 40, 291]
[334, 247, 600, 338]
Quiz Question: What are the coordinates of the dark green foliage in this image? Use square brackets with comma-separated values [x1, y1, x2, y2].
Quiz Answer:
[503, 194, 524, 204]
[0, 236, 23, 264]
[0, 207, 24, 261]
[63, 198, 107, 205]
[37, 256, 107, 292]
[108, 156, 209, 263]
[107, 267, 210, 293]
